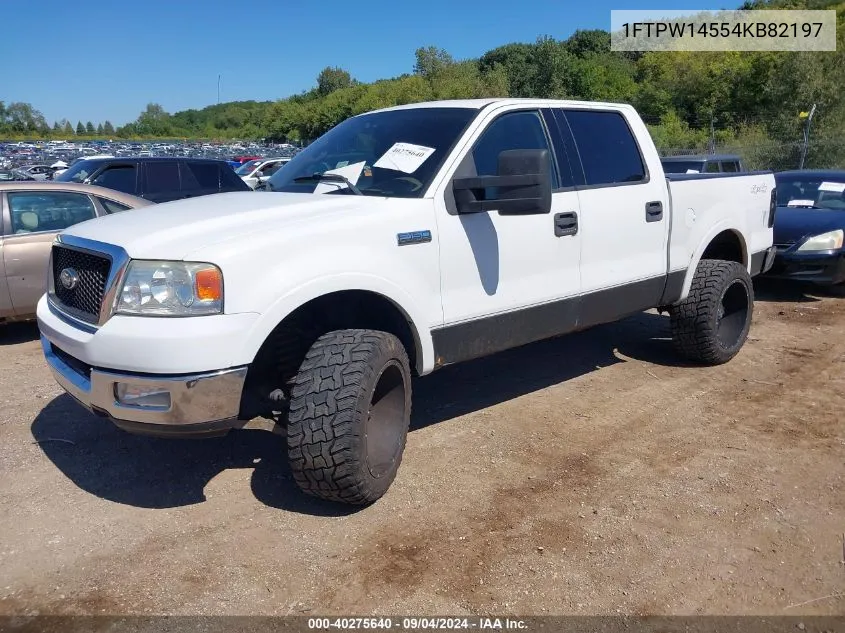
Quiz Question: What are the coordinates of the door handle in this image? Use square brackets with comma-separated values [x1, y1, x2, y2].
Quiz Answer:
[645, 201, 663, 222]
[554, 211, 578, 237]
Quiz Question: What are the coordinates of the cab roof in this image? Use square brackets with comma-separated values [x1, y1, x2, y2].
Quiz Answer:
[369, 97, 634, 114]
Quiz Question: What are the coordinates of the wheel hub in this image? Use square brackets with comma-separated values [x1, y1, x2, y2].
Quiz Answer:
[364, 361, 407, 478]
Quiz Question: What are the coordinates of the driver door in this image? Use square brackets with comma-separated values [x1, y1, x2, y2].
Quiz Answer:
[433, 107, 582, 363]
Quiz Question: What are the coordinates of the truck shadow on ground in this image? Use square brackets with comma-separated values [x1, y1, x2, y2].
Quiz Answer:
[29, 310, 696, 515]
[0, 321, 39, 346]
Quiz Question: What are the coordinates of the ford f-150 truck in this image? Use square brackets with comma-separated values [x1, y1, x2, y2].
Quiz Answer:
[37, 99, 777, 505]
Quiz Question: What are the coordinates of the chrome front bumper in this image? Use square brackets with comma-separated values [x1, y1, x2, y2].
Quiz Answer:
[42, 336, 248, 430]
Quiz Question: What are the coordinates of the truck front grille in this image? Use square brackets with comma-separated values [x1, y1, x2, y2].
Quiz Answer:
[51, 245, 111, 323]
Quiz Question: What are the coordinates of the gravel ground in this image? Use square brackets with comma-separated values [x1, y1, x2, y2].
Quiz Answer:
[0, 280, 843, 617]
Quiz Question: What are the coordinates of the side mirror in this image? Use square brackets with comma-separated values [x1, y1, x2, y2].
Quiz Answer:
[452, 149, 552, 215]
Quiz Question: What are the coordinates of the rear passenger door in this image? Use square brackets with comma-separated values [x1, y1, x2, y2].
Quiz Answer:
[2, 191, 97, 316]
[556, 107, 670, 327]
[142, 160, 182, 202]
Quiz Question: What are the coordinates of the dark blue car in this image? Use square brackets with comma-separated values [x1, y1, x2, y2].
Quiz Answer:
[766, 170, 845, 285]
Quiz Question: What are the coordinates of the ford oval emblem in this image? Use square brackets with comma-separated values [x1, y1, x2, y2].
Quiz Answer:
[60, 267, 80, 291]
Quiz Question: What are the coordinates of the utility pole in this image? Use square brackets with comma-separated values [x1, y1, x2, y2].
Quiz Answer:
[708, 114, 716, 154]
[798, 103, 816, 169]
[217, 74, 222, 105]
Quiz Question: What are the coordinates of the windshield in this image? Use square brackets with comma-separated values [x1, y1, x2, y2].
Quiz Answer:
[55, 159, 98, 183]
[235, 159, 262, 176]
[776, 175, 845, 210]
[662, 160, 706, 174]
[267, 107, 476, 198]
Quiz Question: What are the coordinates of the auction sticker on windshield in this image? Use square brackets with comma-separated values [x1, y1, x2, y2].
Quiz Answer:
[818, 181, 845, 193]
[374, 143, 436, 174]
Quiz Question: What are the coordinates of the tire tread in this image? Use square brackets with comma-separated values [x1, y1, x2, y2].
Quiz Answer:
[670, 259, 753, 365]
[287, 329, 409, 504]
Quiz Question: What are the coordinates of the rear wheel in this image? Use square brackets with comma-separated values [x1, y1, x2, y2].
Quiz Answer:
[287, 329, 411, 505]
[670, 259, 753, 365]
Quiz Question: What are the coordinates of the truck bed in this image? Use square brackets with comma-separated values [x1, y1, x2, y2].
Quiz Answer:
[665, 171, 775, 281]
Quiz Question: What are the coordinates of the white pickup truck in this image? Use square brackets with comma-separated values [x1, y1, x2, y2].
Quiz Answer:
[37, 98, 776, 505]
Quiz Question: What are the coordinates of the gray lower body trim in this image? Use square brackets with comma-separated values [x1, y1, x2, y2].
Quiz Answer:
[659, 269, 687, 305]
[432, 271, 687, 367]
[749, 247, 777, 276]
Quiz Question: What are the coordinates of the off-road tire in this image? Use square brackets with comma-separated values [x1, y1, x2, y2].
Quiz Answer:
[670, 259, 754, 365]
[287, 329, 411, 505]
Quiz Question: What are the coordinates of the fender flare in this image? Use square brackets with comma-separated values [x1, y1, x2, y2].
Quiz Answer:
[680, 223, 748, 300]
[234, 274, 436, 375]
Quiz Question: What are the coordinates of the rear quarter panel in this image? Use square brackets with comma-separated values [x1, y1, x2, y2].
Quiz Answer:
[667, 172, 775, 298]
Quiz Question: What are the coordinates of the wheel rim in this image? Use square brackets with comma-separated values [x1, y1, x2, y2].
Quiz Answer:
[716, 279, 750, 349]
[365, 361, 407, 478]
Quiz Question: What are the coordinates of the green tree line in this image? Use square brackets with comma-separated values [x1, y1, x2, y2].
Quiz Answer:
[0, 101, 116, 139]
[3, 0, 843, 167]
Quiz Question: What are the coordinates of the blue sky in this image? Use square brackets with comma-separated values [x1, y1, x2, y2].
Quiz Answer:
[3, 0, 738, 126]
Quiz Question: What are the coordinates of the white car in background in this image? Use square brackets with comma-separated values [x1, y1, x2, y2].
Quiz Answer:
[235, 157, 291, 189]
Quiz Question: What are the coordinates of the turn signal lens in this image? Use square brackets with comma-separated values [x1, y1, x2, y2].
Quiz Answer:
[195, 267, 223, 302]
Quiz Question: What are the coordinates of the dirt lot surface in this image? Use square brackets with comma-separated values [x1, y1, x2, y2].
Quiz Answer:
[0, 280, 843, 617]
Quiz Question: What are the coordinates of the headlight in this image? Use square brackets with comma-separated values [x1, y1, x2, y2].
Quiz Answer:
[116, 261, 223, 316]
[796, 229, 844, 252]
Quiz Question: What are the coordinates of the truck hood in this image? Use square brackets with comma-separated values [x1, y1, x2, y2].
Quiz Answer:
[65, 192, 384, 259]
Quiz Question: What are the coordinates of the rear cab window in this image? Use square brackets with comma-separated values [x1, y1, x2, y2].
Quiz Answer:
[562, 109, 646, 186]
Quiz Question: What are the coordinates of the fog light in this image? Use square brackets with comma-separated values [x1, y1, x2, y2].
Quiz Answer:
[114, 383, 171, 409]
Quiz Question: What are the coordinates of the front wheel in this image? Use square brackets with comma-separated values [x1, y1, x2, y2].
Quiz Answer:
[287, 329, 411, 505]
[670, 259, 754, 365]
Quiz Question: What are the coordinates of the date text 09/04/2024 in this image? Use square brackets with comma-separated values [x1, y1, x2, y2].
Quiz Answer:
[307, 618, 528, 630]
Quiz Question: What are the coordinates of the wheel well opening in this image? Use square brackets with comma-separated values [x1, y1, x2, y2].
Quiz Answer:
[239, 290, 419, 419]
[701, 230, 745, 265]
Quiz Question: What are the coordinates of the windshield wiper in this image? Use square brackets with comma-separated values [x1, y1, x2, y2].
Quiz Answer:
[293, 173, 363, 195]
